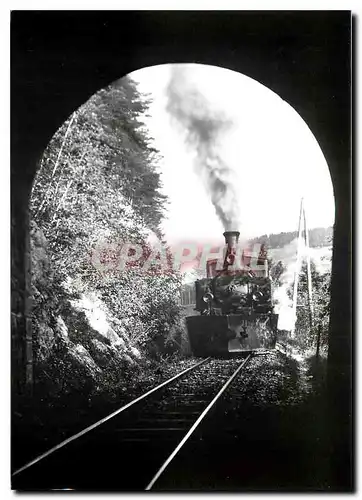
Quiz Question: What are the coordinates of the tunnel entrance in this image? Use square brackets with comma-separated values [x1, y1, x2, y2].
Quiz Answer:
[11, 11, 351, 490]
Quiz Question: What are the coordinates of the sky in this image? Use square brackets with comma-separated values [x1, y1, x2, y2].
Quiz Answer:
[131, 63, 335, 245]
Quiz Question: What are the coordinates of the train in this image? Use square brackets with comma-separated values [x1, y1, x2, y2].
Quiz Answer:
[186, 231, 278, 356]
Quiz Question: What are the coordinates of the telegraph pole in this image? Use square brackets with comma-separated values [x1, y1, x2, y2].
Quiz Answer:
[291, 198, 304, 338]
[303, 204, 314, 331]
[291, 198, 314, 337]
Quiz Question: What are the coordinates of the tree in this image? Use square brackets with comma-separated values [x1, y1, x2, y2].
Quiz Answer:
[30, 75, 183, 361]
[249, 227, 333, 249]
[269, 259, 286, 287]
[289, 259, 331, 349]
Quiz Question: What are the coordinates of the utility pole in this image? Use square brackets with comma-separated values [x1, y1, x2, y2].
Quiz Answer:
[291, 198, 304, 338]
[304, 204, 314, 331]
[291, 198, 314, 337]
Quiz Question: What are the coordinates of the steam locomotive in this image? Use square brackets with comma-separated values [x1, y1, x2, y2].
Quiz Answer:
[186, 231, 278, 356]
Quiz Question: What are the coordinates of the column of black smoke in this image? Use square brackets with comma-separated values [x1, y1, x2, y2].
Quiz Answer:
[166, 66, 240, 231]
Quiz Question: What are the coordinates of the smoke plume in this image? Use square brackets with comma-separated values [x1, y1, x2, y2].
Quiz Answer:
[166, 66, 240, 231]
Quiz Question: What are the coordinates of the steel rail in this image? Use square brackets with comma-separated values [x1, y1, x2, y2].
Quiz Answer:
[12, 356, 211, 477]
[145, 353, 253, 490]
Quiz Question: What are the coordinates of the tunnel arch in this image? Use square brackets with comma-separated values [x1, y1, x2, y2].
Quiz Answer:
[11, 11, 351, 488]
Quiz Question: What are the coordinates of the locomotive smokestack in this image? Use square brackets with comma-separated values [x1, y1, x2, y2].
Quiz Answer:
[223, 231, 240, 250]
[223, 231, 240, 269]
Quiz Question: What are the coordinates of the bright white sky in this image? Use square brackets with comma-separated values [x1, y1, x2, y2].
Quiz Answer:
[131, 63, 334, 245]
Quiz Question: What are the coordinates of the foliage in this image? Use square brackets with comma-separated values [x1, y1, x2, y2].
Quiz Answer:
[288, 259, 331, 349]
[30, 75, 183, 373]
[268, 258, 286, 287]
[31, 77, 166, 281]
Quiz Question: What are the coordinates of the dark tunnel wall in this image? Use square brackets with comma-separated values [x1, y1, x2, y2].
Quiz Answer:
[11, 11, 352, 489]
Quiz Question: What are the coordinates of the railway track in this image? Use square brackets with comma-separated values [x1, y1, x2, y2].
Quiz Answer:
[12, 354, 255, 491]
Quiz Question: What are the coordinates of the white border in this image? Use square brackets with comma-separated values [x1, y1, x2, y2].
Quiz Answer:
[2, 4, 358, 500]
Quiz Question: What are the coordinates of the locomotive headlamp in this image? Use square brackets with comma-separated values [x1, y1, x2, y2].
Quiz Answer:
[225, 254, 234, 265]
[252, 291, 264, 301]
[203, 292, 214, 303]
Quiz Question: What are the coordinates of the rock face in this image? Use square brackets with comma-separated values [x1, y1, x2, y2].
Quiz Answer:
[30, 221, 143, 396]
[36, 323, 56, 362]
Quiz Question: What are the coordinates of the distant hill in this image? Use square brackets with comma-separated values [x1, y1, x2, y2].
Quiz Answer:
[248, 226, 333, 249]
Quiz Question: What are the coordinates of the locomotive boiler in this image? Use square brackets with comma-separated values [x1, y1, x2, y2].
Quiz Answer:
[186, 231, 278, 356]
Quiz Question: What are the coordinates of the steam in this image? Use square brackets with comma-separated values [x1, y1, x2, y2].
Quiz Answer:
[272, 238, 303, 331]
[166, 66, 240, 231]
[273, 239, 332, 331]
[274, 286, 295, 332]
